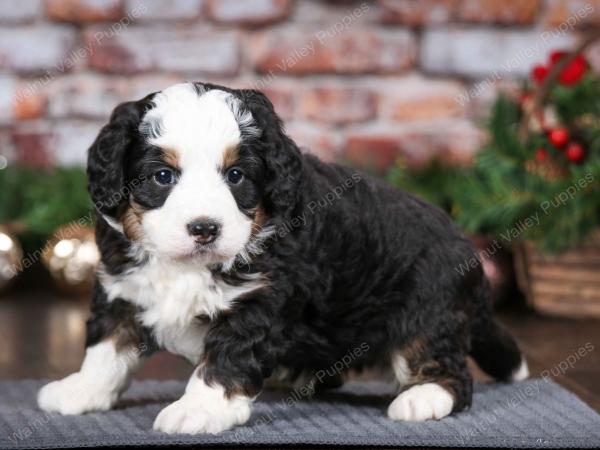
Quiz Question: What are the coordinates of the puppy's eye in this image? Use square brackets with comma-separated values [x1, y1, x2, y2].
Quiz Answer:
[226, 168, 244, 185]
[154, 169, 175, 185]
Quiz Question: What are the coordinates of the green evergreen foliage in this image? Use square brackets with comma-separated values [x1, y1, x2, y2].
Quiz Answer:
[389, 73, 600, 253]
[0, 167, 93, 251]
[387, 161, 467, 215]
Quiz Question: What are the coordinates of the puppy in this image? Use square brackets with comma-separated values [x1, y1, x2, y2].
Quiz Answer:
[38, 82, 528, 434]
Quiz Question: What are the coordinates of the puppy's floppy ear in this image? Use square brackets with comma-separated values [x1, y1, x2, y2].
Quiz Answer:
[238, 89, 302, 219]
[87, 100, 145, 218]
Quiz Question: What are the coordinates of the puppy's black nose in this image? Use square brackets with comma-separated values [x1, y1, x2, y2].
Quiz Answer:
[187, 219, 220, 244]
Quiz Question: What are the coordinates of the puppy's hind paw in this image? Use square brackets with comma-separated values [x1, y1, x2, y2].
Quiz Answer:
[388, 383, 454, 422]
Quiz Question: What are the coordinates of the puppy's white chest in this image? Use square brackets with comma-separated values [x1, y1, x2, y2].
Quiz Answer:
[100, 259, 261, 363]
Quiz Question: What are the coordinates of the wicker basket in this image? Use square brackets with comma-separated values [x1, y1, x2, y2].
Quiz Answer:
[513, 31, 600, 319]
[514, 232, 600, 319]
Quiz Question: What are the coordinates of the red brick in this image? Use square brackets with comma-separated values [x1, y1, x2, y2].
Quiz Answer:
[85, 27, 240, 75]
[125, 0, 202, 21]
[11, 127, 54, 168]
[45, 0, 123, 22]
[294, 1, 373, 23]
[378, 77, 466, 121]
[206, 0, 291, 26]
[0, 0, 41, 23]
[286, 123, 341, 162]
[11, 121, 102, 168]
[458, 0, 540, 24]
[378, 0, 456, 25]
[260, 86, 295, 121]
[0, 26, 77, 73]
[542, 0, 600, 27]
[345, 134, 400, 171]
[13, 87, 47, 120]
[250, 28, 415, 75]
[299, 87, 376, 125]
[380, 0, 541, 25]
[345, 120, 484, 171]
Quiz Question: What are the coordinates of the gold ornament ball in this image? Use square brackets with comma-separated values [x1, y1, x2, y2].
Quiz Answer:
[42, 226, 100, 294]
[0, 227, 23, 291]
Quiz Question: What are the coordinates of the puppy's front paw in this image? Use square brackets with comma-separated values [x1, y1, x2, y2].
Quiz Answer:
[38, 373, 118, 415]
[153, 394, 251, 435]
[388, 383, 454, 422]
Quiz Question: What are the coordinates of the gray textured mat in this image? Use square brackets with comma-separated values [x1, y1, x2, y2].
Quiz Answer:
[1, 379, 599, 449]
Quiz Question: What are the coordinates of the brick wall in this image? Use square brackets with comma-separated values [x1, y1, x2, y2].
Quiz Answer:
[1, 0, 600, 172]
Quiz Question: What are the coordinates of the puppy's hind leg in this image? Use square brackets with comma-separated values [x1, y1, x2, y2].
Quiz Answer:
[387, 337, 472, 422]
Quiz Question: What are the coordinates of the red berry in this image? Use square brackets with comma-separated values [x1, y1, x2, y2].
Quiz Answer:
[565, 143, 585, 163]
[535, 148, 549, 162]
[531, 65, 549, 84]
[573, 54, 588, 66]
[559, 58, 588, 85]
[548, 127, 569, 148]
[546, 51, 589, 85]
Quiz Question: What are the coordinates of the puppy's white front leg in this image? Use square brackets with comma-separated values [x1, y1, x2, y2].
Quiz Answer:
[38, 340, 142, 415]
[153, 368, 252, 435]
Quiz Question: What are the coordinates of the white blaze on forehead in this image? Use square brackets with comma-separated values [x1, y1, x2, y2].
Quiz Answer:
[141, 83, 251, 167]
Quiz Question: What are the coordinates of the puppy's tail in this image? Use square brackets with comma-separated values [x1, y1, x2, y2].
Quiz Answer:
[469, 281, 529, 382]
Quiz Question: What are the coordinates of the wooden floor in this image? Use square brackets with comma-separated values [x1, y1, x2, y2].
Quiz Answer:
[497, 306, 600, 413]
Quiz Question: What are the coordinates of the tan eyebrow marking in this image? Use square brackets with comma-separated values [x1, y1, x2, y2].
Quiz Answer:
[162, 148, 180, 169]
[221, 144, 240, 169]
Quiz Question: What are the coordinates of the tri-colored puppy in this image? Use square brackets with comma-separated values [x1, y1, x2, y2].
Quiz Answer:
[38, 82, 528, 434]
